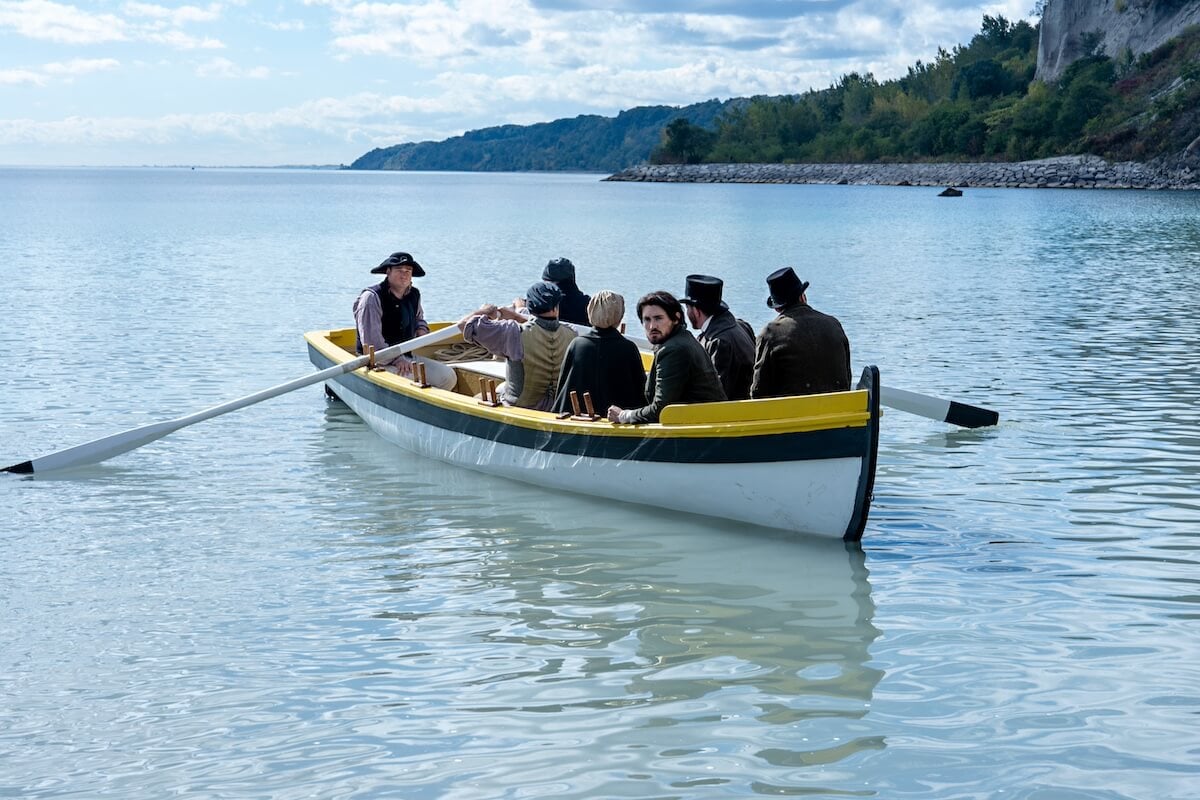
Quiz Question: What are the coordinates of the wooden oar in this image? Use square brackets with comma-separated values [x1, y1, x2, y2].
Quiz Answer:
[3, 326, 461, 475]
[575, 323, 998, 429]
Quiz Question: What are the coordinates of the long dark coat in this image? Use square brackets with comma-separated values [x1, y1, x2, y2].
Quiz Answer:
[698, 309, 756, 401]
[552, 327, 646, 415]
[556, 282, 592, 327]
[751, 302, 851, 398]
[625, 326, 726, 424]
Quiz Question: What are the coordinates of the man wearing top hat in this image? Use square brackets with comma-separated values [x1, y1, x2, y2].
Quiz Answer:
[679, 274, 756, 401]
[353, 251, 457, 390]
[751, 267, 851, 398]
[457, 281, 577, 411]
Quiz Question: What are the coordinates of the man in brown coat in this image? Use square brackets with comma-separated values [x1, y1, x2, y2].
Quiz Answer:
[750, 267, 851, 398]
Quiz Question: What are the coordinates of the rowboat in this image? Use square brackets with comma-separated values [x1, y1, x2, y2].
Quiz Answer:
[304, 324, 880, 542]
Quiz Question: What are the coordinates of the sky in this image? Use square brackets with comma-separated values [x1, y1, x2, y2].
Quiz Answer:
[0, 0, 1037, 166]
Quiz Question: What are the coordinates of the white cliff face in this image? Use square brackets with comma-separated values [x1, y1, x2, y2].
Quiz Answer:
[1037, 0, 1200, 81]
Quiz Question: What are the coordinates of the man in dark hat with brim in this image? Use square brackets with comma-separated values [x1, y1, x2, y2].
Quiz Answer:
[679, 274, 756, 401]
[353, 251, 457, 389]
[458, 281, 577, 410]
[750, 267, 851, 398]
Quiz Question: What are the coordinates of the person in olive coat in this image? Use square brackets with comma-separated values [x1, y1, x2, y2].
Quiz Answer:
[751, 267, 851, 398]
[552, 290, 646, 416]
[679, 274, 756, 401]
[607, 291, 725, 424]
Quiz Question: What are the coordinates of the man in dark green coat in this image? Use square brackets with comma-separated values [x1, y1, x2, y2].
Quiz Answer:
[751, 267, 851, 398]
[607, 291, 726, 424]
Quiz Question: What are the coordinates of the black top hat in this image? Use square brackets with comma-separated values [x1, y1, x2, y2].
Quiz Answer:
[679, 274, 727, 315]
[766, 267, 809, 309]
[542, 257, 576, 282]
[371, 251, 425, 277]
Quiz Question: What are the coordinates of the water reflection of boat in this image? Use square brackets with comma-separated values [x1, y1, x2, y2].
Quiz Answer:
[312, 402, 883, 728]
[306, 326, 880, 541]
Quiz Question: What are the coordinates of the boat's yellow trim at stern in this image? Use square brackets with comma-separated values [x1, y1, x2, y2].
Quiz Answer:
[660, 392, 866, 424]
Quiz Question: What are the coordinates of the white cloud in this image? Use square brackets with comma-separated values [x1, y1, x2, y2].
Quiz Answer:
[0, 0, 224, 48]
[145, 29, 224, 49]
[0, 57, 120, 87]
[196, 57, 270, 78]
[42, 58, 121, 76]
[264, 19, 305, 31]
[0, 68, 46, 86]
[122, 1, 223, 25]
[0, 0, 128, 44]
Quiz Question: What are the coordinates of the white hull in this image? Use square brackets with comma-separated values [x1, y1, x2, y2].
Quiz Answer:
[333, 377, 862, 538]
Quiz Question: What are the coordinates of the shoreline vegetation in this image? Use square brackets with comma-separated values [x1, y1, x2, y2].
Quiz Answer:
[605, 154, 1200, 190]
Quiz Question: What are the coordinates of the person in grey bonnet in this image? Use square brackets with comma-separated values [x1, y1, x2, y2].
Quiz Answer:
[457, 281, 577, 410]
[540, 257, 591, 326]
[552, 290, 647, 416]
[352, 251, 457, 389]
[679, 274, 756, 401]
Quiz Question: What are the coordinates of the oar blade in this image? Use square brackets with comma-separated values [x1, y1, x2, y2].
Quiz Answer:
[945, 399, 999, 429]
[3, 323, 465, 475]
[4, 419, 180, 474]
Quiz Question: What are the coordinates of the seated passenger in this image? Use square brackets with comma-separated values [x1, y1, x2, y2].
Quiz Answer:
[458, 282, 577, 411]
[352, 251, 457, 389]
[552, 290, 647, 416]
[606, 291, 726, 424]
[542, 257, 591, 326]
[751, 267, 851, 398]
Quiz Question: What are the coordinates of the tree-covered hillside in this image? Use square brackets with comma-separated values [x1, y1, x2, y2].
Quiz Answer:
[653, 16, 1200, 165]
[349, 16, 1200, 172]
[350, 100, 734, 172]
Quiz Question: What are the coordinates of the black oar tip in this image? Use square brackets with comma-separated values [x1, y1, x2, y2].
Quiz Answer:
[946, 401, 999, 429]
[3, 460, 34, 474]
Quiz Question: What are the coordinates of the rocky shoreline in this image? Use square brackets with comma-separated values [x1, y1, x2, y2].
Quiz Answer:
[604, 155, 1200, 190]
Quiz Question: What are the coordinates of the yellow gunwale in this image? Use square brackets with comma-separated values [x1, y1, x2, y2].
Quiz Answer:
[306, 327, 869, 439]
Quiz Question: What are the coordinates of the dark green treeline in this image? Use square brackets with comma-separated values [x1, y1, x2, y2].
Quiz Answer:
[653, 16, 1200, 166]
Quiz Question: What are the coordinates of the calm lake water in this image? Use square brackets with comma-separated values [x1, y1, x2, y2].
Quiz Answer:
[1, 168, 1198, 798]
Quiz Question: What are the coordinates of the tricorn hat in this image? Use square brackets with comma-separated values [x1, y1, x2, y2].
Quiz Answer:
[371, 251, 425, 277]
[542, 257, 576, 282]
[766, 267, 809, 309]
[679, 274, 727, 315]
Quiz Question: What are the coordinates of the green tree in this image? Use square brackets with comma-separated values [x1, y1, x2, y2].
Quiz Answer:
[651, 118, 716, 164]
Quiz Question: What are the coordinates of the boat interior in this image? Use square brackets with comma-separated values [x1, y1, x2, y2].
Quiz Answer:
[315, 325, 873, 430]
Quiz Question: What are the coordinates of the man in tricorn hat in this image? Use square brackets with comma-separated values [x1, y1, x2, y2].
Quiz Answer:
[458, 281, 577, 410]
[541, 257, 591, 326]
[679, 274, 755, 401]
[353, 251, 457, 389]
[750, 267, 851, 398]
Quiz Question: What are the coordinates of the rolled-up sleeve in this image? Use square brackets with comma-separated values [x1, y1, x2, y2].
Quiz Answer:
[463, 317, 524, 362]
[353, 290, 404, 365]
[414, 299, 431, 338]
